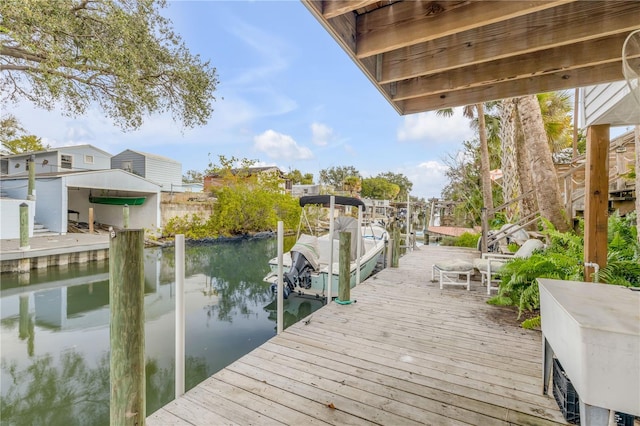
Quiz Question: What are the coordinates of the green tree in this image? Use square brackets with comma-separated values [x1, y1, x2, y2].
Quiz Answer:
[441, 140, 485, 227]
[538, 91, 573, 153]
[343, 175, 361, 196]
[0, 114, 24, 143]
[286, 169, 313, 185]
[361, 177, 400, 200]
[182, 169, 203, 183]
[516, 94, 569, 232]
[1, 114, 48, 154]
[2, 134, 48, 154]
[375, 172, 413, 199]
[318, 165, 360, 191]
[0, 0, 218, 130]
[205, 155, 257, 189]
[437, 105, 494, 217]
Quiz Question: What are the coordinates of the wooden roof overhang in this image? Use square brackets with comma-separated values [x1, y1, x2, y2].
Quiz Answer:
[302, 0, 640, 114]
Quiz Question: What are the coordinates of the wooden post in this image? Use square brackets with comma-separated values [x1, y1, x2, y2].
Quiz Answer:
[391, 223, 400, 268]
[123, 204, 130, 229]
[110, 229, 145, 425]
[584, 125, 609, 280]
[19, 203, 29, 250]
[89, 208, 94, 234]
[385, 238, 392, 268]
[338, 231, 351, 303]
[27, 155, 35, 201]
[480, 207, 489, 253]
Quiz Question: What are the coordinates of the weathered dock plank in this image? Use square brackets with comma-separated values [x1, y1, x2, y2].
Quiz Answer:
[148, 245, 567, 425]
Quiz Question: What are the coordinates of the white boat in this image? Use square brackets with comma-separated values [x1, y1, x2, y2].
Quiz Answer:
[264, 195, 387, 299]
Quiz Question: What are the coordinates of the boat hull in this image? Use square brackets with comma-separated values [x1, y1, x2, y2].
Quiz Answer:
[265, 231, 386, 298]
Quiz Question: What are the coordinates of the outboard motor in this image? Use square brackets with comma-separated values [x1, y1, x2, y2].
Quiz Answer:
[270, 248, 315, 299]
[284, 250, 314, 291]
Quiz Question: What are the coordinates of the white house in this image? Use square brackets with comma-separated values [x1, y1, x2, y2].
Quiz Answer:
[1, 144, 112, 176]
[581, 81, 639, 126]
[1, 169, 162, 237]
[111, 149, 182, 192]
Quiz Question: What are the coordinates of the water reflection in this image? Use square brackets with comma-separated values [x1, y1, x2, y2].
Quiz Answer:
[0, 236, 317, 425]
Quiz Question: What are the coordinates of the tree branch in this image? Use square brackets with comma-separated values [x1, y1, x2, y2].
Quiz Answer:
[0, 46, 48, 63]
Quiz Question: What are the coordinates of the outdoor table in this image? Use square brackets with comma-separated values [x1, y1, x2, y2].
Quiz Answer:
[538, 279, 640, 425]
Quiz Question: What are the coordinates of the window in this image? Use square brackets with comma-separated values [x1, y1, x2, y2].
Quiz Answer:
[61, 154, 72, 169]
[84, 155, 94, 164]
[121, 161, 133, 172]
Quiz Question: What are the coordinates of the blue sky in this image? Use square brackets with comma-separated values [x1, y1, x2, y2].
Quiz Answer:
[11, 1, 478, 200]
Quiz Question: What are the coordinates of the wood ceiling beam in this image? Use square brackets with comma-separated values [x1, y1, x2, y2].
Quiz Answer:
[355, 0, 573, 58]
[322, 0, 381, 19]
[378, 1, 640, 84]
[391, 34, 630, 101]
[399, 61, 628, 114]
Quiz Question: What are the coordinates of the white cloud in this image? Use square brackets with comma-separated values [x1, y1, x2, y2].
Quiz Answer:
[395, 160, 449, 200]
[397, 108, 474, 145]
[310, 122, 333, 146]
[253, 129, 313, 161]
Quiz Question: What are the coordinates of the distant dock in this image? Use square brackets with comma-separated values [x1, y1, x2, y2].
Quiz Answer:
[148, 245, 567, 425]
[0, 233, 109, 273]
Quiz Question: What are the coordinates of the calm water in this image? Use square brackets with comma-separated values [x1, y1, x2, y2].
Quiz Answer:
[0, 236, 322, 425]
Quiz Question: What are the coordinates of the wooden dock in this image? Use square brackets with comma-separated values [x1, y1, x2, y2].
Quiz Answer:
[148, 245, 567, 425]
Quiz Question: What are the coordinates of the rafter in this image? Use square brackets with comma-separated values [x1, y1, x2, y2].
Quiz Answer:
[377, 1, 640, 84]
[391, 34, 630, 101]
[355, 0, 573, 58]
[400, 61, 629, 114]
[321, 0, 381, 19]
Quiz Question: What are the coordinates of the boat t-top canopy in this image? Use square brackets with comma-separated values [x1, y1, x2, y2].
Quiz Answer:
[299, 195, 365, 208]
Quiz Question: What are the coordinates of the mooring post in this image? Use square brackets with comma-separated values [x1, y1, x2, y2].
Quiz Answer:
[276, 221, 284, 334]
[123, 204, 130, 229]
[337, 231, 351, 303]
[19, 202, 29, 250]
[385, 238, 393, 268]
[27, 155, 35, 201]
[175, 234, 185, 398]
[109, 229, 145, 425]
[89, 207, 94, 234]
[392, 223, 400, 268]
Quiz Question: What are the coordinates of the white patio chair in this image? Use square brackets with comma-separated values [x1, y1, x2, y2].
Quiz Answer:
[473, 239, 545, 295]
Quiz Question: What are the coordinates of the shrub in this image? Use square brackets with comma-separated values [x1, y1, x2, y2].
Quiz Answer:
[488, 213, 639, 328]
[454, 232, 480, 248]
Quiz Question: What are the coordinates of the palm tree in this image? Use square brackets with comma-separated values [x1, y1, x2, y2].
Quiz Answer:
[437, 104, 493, 213]
[516, 94, 570, 232]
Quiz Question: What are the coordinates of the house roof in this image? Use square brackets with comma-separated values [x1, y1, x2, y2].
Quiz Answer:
[302, 1, 639, 114]
[116, 149, 181, 164]
[0, 144, 113, 159]
[0, 169, 161, 192]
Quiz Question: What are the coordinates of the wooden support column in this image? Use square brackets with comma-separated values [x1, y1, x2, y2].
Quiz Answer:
[110, 229, 145, 425]
[583, 125, 609, 280]
[338, 231, 351, 303]
[27, 155, 36, 200]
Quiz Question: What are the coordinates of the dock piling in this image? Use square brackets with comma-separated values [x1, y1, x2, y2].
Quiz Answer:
[337, 231, 351, 303]
[19, 203, 29, 250]
[110, 229, 145, 425]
